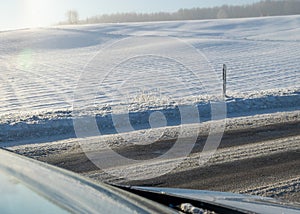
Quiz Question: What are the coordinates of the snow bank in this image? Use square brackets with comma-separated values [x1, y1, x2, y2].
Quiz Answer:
[1, 88, 299, 145]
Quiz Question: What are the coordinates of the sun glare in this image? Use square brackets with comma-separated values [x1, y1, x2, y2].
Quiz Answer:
[24, 0, 50, 27]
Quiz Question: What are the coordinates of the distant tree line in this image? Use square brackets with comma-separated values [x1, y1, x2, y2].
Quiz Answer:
[62, 0, 300, 25]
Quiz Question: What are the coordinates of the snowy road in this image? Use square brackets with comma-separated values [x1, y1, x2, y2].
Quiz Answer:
[11, 111, 300, 203]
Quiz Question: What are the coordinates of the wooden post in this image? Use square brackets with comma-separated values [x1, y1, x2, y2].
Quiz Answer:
[223, 64, 227, 98]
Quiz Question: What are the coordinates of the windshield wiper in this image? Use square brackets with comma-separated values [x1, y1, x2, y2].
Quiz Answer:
[110, 184, 252, 214]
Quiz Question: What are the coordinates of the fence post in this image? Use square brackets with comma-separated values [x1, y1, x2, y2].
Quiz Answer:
[223, 64, 227, 98]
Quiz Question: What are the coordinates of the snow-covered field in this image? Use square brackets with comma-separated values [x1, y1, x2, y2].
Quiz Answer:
[0, 15, 300, 145]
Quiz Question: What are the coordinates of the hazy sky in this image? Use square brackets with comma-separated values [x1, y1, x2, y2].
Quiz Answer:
[0, 0, 261, 30]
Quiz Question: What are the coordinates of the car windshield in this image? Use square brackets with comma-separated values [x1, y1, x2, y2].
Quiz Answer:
[0, 0, 299, 209]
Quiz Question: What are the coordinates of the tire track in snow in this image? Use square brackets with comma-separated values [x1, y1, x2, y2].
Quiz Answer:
[82, 134, 300, 184]
[239, 177, 300, 199]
